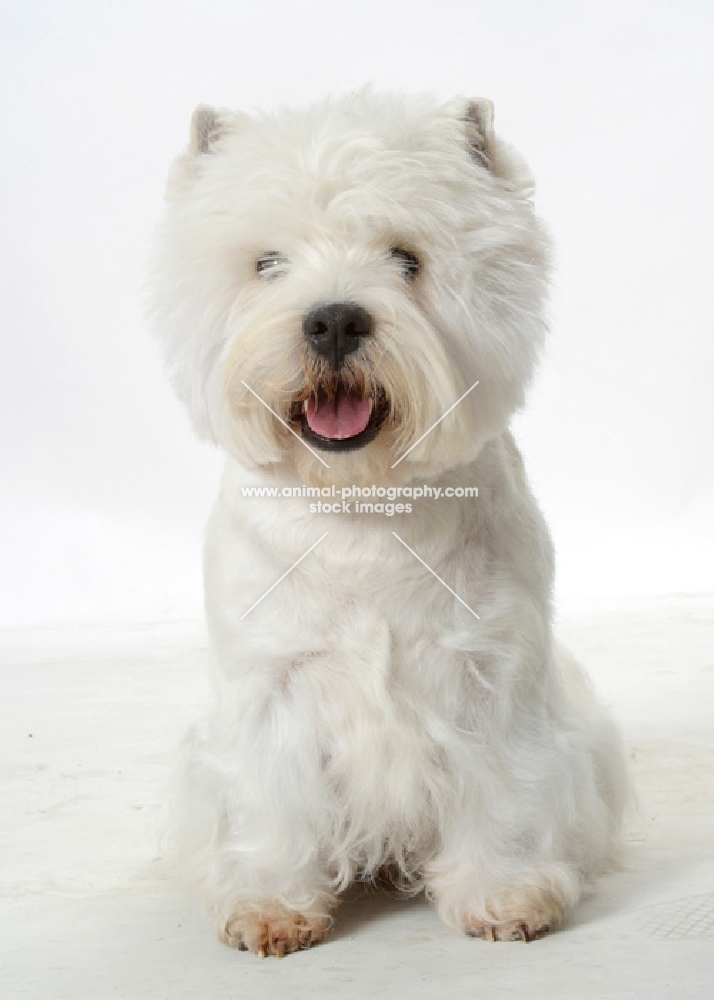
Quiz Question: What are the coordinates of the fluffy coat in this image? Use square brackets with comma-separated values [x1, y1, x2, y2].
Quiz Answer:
[148, 89, 628, 956]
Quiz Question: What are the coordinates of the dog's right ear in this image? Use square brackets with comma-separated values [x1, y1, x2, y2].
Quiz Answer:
[189, 104, 225, 154]
[164, 104, 247, 198]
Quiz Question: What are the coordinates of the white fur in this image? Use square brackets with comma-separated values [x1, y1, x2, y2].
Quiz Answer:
[148, 88, 628, 953]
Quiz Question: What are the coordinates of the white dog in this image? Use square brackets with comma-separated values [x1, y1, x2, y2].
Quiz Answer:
[148, 88, 628, 957]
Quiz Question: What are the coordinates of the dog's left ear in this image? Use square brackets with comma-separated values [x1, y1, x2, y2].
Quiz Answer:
[463, 98, 495, 169]
[189, 104, 224, 154]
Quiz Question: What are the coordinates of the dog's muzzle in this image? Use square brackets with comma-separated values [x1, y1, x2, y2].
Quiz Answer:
[291, 301, 387, 453]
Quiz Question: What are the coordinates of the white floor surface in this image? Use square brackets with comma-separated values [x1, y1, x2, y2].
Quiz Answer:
[1, 596, 713, 999]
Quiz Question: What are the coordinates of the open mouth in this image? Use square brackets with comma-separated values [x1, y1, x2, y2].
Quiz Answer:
[290, 383, 388, 452]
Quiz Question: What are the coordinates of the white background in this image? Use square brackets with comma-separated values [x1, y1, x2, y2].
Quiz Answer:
[1, 0, 712, 627]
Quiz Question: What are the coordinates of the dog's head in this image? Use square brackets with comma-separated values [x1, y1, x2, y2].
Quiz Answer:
[148, 89, 549, 485]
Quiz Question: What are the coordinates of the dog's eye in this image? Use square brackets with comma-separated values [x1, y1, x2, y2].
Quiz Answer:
[390, 247, 420, 280]
[256, 252, 287, 279]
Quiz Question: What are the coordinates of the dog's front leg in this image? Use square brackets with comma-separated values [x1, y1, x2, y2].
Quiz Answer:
[174, 680, 338, 957]
[423, 771, 582, 942]
[422, 648, 623, 943]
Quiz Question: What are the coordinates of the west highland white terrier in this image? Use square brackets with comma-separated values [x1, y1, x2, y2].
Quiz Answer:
[148, 89, 628, 957]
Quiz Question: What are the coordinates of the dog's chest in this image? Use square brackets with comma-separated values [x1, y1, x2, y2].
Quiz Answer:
[292, 609, 470, 819]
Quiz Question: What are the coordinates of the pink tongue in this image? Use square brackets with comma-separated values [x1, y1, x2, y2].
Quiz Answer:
[305, 392, 371, 440]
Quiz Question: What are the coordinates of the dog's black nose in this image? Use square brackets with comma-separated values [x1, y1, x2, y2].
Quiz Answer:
[303, 302, 372, 368]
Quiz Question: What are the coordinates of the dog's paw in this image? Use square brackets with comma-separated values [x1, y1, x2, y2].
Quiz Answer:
[219, 902, 331, 957]
[462, 891, 562, 943]
[465, 916, 552, 942]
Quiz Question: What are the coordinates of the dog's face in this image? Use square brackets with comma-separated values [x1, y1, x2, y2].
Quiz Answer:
[149, 90, 549, 485]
